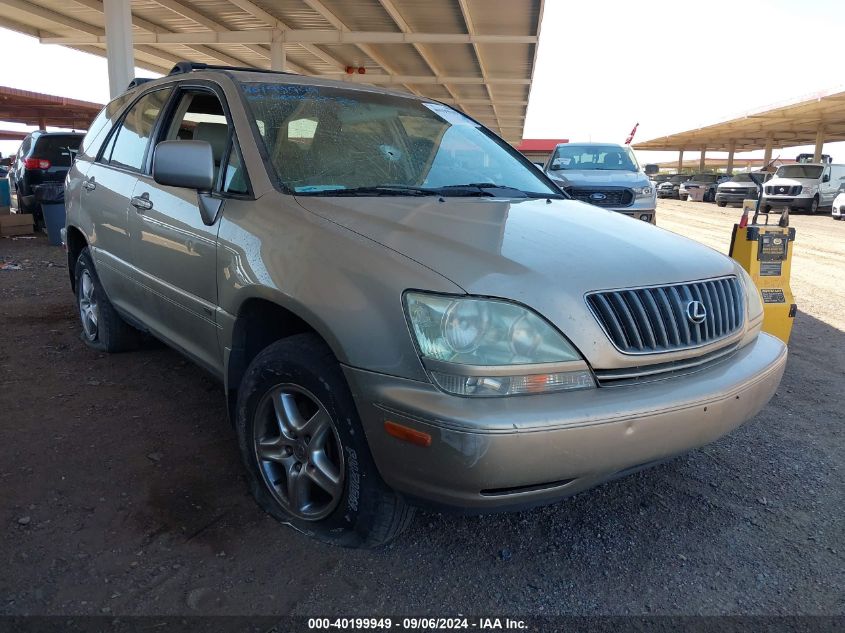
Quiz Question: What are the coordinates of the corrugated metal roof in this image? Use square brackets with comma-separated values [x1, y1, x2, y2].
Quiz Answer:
[0, 0, 543, 143]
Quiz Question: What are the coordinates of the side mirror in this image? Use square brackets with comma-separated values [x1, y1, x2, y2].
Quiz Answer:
[153, 140, 214, 191]
[822, 173, 830, 182]
[644, 163, 659, 176]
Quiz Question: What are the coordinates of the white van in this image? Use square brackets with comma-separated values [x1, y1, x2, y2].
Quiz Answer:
[762, 163, 845, 214]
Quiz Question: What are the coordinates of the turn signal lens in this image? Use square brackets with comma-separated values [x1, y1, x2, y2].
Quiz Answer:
[384, 421, 432, 447]
[430, 369, 594, 397]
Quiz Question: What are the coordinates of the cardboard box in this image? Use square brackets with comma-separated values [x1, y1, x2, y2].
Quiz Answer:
[0, 213, 33, 236]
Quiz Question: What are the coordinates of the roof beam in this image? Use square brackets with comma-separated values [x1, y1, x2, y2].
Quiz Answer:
[221, 0, 346, 72]
[293, 0, 419, 95]
[457, 0, 502, 134]
[340, 74, 530, 85]
[0, 0, 103, 35]
[375, 0, 467, 114]
[42, 30, 537, 45]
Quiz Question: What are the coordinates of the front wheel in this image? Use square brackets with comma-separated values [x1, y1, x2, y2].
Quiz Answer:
[809, 196, 819, 215]
[235, 334, 414, 548]
[717, 200, 727, 207]
[74, 248, 139, 352]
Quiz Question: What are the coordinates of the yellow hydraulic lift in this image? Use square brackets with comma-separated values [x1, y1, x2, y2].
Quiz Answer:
[728, 172, 796, 343]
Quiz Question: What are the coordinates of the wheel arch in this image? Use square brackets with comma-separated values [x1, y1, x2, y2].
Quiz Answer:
[65, 224, 89, 292]
[224, 293, 347, 423]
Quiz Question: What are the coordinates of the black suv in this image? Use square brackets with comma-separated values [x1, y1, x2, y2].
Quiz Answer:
[9, 131, 83, 214]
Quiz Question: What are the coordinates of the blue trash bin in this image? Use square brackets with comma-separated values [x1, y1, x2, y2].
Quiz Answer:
[34, 183, 66, 246]
[41, 202, 66, 245]
[0, 177, 10, 207]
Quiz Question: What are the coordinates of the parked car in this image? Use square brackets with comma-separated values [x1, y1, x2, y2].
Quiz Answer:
[678, 173, 727, 202]
[544, 142, 659, 223]
[761, 163, 845, 214]
[831, 182, 845, 220]
[656, 174, 690, 199]
[64, 62, 787, 547]
[715, 171, 773, 207]
[8, 131, 83, 217]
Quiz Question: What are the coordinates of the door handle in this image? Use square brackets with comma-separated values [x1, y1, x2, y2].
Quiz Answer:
[82, 178, 96, 192]
[130, 193, 153, 211]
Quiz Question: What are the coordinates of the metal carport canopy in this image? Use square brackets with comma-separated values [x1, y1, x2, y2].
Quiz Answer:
[0, 0, 545, 144]
[634, 87, 845, 153]
[0, 85, 102, 129]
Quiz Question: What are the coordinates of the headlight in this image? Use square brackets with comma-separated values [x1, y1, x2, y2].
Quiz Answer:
[634, 186, 653, 197]
[404, 292, 594, 396]
[673, 185, 680, 190]
[737, 267, 763, 321]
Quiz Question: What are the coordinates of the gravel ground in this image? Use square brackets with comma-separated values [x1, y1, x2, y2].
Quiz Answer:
[0, 200, 843, 617]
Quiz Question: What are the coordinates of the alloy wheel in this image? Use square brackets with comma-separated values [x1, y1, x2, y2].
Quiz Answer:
[253, 384, 345, 521]
[78, 270, 99, 341]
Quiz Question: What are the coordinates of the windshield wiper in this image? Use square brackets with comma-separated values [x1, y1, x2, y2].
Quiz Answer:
[436, 183, 563, 199]
[299, 185, 437, 197]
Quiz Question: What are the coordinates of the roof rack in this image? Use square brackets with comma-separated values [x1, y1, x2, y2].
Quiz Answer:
[168, 61, 299, 77]
[127, 77, 154, 90]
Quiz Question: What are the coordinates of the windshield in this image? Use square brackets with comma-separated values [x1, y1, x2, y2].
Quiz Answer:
[549, 144, 638, 171]
[690, 173, 717, 183]
[32, 135, 82, 167]
[776, 165, 823, 179]
[240, 83, 557, 197]
[668, 174, 688, 183]
[729, 173, 754, 183]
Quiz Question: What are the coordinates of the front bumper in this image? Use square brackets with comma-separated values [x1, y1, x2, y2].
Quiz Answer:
[609, 197, 656, 224]
[762, 195, 814, 210]
[345, 333, 787, 511]
[657, 188, 680, 198]
[716, 191, 757, 204]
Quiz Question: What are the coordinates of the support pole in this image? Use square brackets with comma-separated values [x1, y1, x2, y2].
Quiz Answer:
[677, 149, 684, 172]
[270, 35, 286, 71]
[813, 125, 825, 162]
[763, 134, 774, 167]
[727, 140, 736, 175]
[103, 0, 135, 98]
[699, 148, 706, 172]
[38, 117, 46, 131]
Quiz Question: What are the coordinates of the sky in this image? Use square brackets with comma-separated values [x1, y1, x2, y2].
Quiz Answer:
[2, 0, 845, 163]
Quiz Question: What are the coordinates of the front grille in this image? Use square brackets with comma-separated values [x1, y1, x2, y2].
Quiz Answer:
[586, 276, 744, 354]
[594, 343, 739, 386]
[765, 185, 802, 195]
[723, 187, 755, 195]
[566, 187, 633, 207]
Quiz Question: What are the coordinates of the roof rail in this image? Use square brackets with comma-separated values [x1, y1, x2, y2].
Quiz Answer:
[168, 61, 299, 77]
[127, 77, 154, 90]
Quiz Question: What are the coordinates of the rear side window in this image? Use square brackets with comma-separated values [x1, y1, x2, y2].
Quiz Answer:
[32, 135, 82, 167]
[80, 93, 132, 160]
[102, 88, 172, 172]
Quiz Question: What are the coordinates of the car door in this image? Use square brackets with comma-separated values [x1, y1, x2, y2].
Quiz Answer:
[80, 87, 173, 314]
[126, 85, 249, 375]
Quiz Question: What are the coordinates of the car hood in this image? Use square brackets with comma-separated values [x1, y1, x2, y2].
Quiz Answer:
[546, 169, 647, 187]
[295, 196, 738, 367]
[768, 177, 809, 187]
[719, 180, 756, 188]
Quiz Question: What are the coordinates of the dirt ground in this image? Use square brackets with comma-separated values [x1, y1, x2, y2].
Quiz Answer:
[0, 200, 843, 617]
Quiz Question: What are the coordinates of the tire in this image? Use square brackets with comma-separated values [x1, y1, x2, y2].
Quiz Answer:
[717, 200, 727, 207]
[74, 248, 140, 352]
[809, 196, 819, 215]
[235, 334, 414, 548]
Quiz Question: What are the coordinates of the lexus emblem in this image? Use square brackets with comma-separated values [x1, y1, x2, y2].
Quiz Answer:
[686, 300, 707, 325]
[590, 192, 607, 201]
